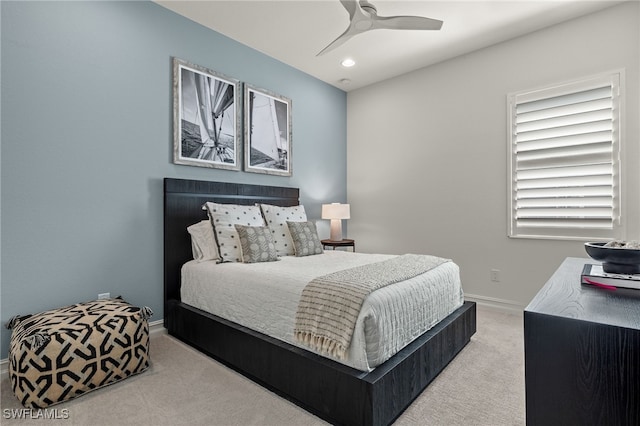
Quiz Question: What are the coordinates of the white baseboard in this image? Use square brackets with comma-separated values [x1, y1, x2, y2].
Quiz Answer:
[149, 319, 166, 336]
[0, 319, 166, 381]
[464, 293, 525, 315]
[0, 358, 7, 381]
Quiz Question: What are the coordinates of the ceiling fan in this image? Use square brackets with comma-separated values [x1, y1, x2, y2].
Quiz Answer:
[317, 0, 443, 56]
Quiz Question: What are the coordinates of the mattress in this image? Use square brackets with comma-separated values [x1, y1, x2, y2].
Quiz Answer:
[181, 250, 464, 372]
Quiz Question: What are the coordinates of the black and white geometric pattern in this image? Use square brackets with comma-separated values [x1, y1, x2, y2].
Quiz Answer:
[7, 297, 152, 408]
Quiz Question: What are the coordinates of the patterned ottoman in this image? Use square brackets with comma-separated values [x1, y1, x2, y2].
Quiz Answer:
[6, 297, 152, 408]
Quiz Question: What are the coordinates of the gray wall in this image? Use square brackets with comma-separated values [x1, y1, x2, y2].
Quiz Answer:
[0, 1, 347, 358]
[347, 2, 639, 309]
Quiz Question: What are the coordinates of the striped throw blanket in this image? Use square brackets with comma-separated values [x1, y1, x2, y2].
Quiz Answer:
[294, 254, 449, 359]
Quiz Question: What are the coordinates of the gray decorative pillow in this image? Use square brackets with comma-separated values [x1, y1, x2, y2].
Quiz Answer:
[234, 225, 279, 263]
[204, 202, 266, 262]
[259, 204, 307, 256]
[287, 221, 324, 257]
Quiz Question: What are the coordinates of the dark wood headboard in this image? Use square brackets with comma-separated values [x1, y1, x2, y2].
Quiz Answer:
[163, 178, 300, 318]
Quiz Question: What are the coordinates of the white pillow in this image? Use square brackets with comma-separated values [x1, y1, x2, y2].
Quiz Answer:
[259, 204, 307, 256]
[186, 220, 219, 262]
[204, 202, 265, 263]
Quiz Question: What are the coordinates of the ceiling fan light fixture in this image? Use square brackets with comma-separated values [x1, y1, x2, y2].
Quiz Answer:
[341, 58, 356, 67]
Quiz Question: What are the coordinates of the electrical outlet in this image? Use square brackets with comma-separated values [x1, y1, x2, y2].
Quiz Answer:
[490, 269, 501, 282]
[98, 292, 110, 300]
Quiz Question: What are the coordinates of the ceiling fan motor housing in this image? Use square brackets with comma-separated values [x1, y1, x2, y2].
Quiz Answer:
[360, 1, 377, 15]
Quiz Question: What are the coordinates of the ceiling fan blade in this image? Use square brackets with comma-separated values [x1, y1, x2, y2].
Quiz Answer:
[317, 1, 369, 56]
[339, 0, 360, 20]
[316, 27, 357, 56]
[372, 15, 443, 31]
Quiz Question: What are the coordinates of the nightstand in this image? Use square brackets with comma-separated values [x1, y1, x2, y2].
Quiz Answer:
[321, 239, 355, 252]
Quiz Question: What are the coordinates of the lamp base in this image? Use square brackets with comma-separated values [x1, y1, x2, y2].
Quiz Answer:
[329, 219, 343, 241]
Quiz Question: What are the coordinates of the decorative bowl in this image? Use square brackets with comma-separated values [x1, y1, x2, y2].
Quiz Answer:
[584, 242, 640, 274]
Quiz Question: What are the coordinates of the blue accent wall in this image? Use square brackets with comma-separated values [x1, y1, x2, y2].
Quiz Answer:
[0, 1, 347, 358]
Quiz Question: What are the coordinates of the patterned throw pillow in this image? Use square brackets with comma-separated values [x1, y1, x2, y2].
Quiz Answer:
[259, 204, 307, 256]
[204, 202, 265, 262]
[186, 220, 219, 262]
[287, 221, 324, 257]
[234, 225, 279, 263]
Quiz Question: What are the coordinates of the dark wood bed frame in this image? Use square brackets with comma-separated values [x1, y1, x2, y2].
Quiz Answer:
[163, 177, 476, 426]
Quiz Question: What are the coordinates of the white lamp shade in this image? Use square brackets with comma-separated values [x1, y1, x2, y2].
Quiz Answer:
[321, 203, 350, 220]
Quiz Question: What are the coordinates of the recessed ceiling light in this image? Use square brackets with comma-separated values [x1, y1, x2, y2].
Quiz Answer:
[341, 58, 356, 68]
[340, 78, 352, 85]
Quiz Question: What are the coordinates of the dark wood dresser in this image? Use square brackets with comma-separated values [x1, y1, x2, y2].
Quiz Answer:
[524, 257, 640, 425]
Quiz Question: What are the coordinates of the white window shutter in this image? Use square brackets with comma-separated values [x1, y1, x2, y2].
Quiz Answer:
[508, 72, 623, 240]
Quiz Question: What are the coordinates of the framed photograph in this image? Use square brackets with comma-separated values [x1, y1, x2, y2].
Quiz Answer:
[244, 84, 292, 176]
[173, 58, 241, 170]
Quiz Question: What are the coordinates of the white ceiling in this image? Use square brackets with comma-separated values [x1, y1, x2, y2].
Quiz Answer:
[156, 0, 623, 91]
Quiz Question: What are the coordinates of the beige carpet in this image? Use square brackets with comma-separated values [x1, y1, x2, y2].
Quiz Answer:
[1, 305, 525, 425]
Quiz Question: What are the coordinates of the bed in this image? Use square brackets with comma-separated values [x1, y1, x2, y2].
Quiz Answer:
[163, 177, 476, 426]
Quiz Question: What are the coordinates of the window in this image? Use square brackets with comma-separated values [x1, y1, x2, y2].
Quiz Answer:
[508, 71, 623, 240]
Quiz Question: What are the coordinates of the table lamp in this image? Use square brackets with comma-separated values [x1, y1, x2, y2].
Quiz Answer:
[322, 203, 351, 241]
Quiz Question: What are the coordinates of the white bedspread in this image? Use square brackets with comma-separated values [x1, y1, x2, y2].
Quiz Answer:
[181, 251, 464, 372]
